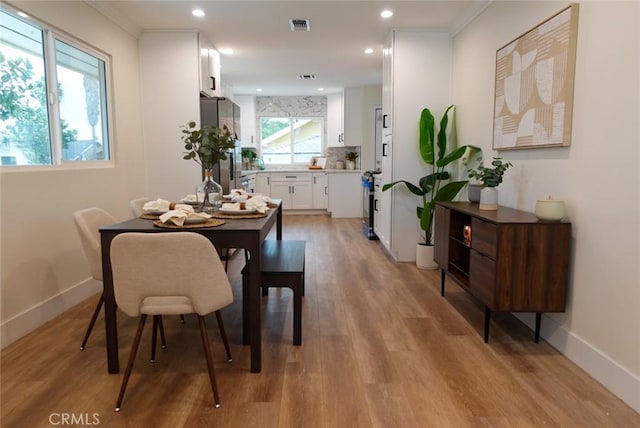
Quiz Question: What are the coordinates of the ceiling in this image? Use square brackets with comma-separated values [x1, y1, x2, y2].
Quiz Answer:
[88, 1, 491, 96]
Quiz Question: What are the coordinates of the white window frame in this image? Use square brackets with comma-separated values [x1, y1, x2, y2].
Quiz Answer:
[259, 116, 324, 166]
[0, 5, 114, 171]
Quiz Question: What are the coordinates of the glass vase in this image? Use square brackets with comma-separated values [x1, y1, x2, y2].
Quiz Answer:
[196, 169, 223, 213]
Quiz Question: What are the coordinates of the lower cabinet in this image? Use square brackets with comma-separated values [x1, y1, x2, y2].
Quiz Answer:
[270, 173, 313, 209]
[312, 172, 328, 209]
[434, 201, 572, 343]
[254, 173, 271, 195]
[328, 172, 362, 217]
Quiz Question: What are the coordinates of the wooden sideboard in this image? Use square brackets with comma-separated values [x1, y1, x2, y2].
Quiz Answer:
[434, 201, 572, 343]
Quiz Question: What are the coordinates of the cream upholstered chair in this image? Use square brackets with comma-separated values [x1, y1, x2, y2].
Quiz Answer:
[73, 208, 118, 350]
[129, 197, 149, 217]
[74, 207, 169, 355]
[110, 232, 233, 411]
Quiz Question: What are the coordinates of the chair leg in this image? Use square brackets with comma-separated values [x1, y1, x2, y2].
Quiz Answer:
[151, 315, 159, 362]
[80, 292, 104, 350]
[198, 315, 221, 408]
[115, 314, 147, 412]
[180, 314, 185, 323]
[215, 310, 232, 362]
[158, 316, 167, 349]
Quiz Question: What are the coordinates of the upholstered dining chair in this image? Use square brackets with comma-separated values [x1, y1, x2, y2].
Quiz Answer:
[110, 232, 233, 411]
[73, 207, 121, 351]
[129, 197, 149, 217]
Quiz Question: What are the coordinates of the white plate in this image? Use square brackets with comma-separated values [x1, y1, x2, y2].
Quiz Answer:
[183, 216, 209, 224]
[219, 207, 257, 215]
[144, 210, 167, 215]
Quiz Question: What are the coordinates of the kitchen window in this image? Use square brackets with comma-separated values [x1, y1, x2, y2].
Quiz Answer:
[260, 117, 323, 165]
[0, 7, 111, 167]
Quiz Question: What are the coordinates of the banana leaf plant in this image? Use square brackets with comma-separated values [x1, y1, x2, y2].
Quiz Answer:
[382, 106, 479, 245]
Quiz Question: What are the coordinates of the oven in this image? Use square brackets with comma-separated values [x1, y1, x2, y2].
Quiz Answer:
[361, 171, 379, 240]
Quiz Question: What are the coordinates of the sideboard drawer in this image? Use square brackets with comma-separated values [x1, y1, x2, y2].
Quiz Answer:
[469, 250, 496, 306]
[471, 218, 496, 259]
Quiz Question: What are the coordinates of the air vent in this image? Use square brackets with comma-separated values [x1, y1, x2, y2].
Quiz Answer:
[290, 19, 310, 31]
[298, 74, 316, 80]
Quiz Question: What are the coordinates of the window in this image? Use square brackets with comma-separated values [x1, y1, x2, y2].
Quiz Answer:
[260, 117, 323, 165]
[0, 7, 111, 166]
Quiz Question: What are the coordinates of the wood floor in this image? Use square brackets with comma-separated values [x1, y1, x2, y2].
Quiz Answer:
[2, 215, 638, 427]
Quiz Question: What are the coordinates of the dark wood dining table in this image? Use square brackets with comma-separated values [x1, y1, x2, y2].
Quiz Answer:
[99, 200, 282, 374]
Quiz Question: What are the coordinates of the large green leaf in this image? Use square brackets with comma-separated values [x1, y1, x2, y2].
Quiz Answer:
[382, 180, 425, 196]
[419, 108, 435, 165]
[433, 180, 469, 202]
[436, 105, 454, 161]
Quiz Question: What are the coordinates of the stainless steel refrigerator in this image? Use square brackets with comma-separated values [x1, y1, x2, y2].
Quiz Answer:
[200, 97, 242, 194]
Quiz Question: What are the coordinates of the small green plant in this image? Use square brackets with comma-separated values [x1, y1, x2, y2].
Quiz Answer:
[241, 148, 258, 162]
[467, 157, 513, 188]
[345, 151, 359, 162]
[181, 121, 236, 170]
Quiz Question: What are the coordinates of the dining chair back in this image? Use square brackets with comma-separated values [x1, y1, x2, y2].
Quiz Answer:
[110, 232, 233, 411]
[73, 208, 116, 350]
[129, 197, 149, 217]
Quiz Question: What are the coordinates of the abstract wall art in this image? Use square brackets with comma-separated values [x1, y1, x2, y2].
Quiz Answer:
[493, 4, 579, 150]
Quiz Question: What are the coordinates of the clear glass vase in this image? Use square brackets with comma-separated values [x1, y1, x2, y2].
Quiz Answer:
[196, 169, 223, 213]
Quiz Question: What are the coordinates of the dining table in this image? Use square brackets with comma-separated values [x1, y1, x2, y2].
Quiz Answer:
[99, 200, 282, 374]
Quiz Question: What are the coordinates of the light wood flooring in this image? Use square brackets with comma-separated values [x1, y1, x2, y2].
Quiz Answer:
[2, 215, 638, 427]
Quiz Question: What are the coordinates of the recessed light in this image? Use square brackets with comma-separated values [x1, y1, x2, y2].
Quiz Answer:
[219, 48, 234, 55]
[381, 10, 393, 19]
[364, 48, 374, 54]
[192, 9, 205, 18]
[256, 88, 263, 92]
[317, 88, 324, 92]
[17, 11, 29, 18]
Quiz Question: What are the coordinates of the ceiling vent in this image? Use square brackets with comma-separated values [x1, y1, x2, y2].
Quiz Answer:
[298, 74, 316, 80]
[290, 19, 310, 31]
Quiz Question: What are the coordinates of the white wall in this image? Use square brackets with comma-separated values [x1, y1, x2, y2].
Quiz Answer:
[453, 0, 640, 412]
[1, 1, 146, 347]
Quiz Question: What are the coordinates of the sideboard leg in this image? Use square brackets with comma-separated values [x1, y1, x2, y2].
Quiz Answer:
[440, 269, 446, 297]
[484, 306, 491, 343]
[534, 312, 542, 343]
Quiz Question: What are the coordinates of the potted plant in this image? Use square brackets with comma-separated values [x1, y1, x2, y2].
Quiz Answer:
[382, 105, 479, 269]
[181, 120, 236, 211]
[344, 151, 358, 170]
[467, 157, 513, 210]
[241, 148, 258, 169]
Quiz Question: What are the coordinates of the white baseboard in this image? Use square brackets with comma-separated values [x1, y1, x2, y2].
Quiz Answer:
[515, 313, 640, 414]
[0, 279, 101, 350]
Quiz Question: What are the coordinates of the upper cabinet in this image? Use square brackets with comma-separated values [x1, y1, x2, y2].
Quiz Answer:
[382, 34, 394, 137]
[198, 34, 221, 97]
[343, 87, 363, 147]
[326, 92, 344, 147]
[235, 95, 257, 148]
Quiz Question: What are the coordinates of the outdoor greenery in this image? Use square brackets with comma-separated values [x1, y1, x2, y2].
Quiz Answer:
[181, 121, 236, 170]
[0, 53, 77, 164]
[467, 157, 513, 188]
[383, 106, 479, 245]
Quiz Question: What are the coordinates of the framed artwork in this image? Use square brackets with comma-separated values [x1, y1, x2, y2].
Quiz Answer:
[493, 3, 579, 150]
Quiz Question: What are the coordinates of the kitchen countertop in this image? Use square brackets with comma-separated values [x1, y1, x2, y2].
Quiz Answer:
[242, 169, 361, 174]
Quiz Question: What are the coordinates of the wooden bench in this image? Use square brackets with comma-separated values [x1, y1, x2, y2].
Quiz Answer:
[242, 240, 305, 345]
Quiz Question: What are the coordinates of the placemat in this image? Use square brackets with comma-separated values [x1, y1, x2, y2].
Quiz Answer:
[153, 219, 226, 229]
[210, 211, 267, 220]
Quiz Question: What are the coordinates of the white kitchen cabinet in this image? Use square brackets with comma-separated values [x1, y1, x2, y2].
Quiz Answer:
[327, 92, 344, 146]
[312, 172, 328, 209]
[328, 172, 362, 218]
[270, 173, 313, 209]
[377, 30, 452, 261]
[235, 95, 257, 148]
[373, 173, 391, 249]
[254, 173, 271, 195]
[343, 87, 363, 146]
[199, 34, 221, 97]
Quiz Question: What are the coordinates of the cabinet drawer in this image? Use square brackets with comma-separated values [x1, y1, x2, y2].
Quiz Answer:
[469, 250, 496, 306]
[471, 218, 497, 259]
[270, 172, 311, 183]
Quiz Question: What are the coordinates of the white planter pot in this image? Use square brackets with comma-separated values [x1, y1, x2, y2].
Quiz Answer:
[416, 243, 438, 270]
[479, 187, 498, 210]
[346, 160, 356, 170]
